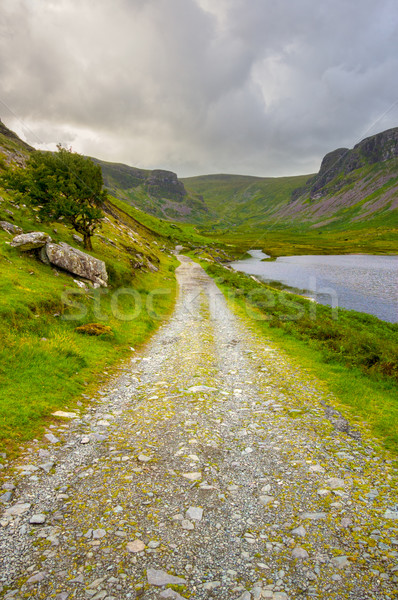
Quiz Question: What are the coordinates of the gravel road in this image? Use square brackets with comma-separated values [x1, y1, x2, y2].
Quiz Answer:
[1, 256, 397, 600]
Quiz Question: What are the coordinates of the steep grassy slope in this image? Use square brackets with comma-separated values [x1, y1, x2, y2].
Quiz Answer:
[0, 131, 185, 456]
[182, 173, 311, 227]
[92, 157, 210, 222]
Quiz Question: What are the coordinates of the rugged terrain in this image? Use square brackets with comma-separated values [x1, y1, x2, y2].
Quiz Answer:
[1, 258, 397, 600]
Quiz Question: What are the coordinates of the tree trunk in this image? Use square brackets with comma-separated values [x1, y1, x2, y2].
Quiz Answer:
[83, 233, 93, 251]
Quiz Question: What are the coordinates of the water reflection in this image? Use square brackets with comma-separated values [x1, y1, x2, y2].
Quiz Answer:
[230, 251, 398, 323]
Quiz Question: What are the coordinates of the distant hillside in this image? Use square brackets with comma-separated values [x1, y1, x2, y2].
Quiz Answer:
[91, 157, 210, 222]
[0, 119, 33, 167]
[285, 127, 398, 229]
[182, 173, 311, 228]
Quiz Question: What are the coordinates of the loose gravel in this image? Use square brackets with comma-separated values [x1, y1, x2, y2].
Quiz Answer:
[1, 256, 397, 600]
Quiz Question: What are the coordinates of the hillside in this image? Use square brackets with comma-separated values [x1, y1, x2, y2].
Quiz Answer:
[91, 157, 210, 223]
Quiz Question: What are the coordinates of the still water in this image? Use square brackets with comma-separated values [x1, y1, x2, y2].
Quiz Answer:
[230, 251, 398, 323]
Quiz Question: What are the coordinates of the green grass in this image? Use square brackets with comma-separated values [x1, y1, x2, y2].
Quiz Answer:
[201, 260, 398, 454]
[0, 188, 178, 457]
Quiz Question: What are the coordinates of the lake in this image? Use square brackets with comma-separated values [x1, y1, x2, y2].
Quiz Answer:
[229, 251, 398, 323]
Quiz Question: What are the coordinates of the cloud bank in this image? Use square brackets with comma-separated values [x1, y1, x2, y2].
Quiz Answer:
[1, 0, 398, 176]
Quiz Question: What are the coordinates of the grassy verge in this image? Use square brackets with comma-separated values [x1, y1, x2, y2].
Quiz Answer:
[0, 189, 178, 458]
[201, 260, 398, 454]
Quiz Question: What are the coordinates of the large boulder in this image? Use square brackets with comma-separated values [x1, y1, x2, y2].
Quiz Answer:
[11, 231, 51, 250]
[44, 242, 108, 286]
[0, 221, 23, 235]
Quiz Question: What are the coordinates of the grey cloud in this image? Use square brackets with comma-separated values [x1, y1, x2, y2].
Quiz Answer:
[1, 0, 398, 176]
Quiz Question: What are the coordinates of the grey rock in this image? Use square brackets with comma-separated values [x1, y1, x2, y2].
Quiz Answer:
[30, 513, 47, 525]
[237, 593, 251, 600]
[203, 581, 221, 590]
[92, 528, 107, 539]
[160, 590, 185, 599]
[291, 525, 306, 537]
[39, 461, 55, 473]
[187, 385, 217, 393]
[72, 234, 83, 243]
[44, 433, 60, 444]
[11, 231, 51, 250]
[0, 491, 13, 503]
[26, 572, 46, 584]
[291, 546, 309, 559]
[147, 568, 186, 587]
[0, 221, 22, 235]
[186, 506, 203, 521]
[301, 512, 327, 520]
[4, 502, 31, 517]
[44, 242, 108, 286]
[331, 556, 350, 569]
[259, 495, 274, 507]
[384, 509, 398, 520]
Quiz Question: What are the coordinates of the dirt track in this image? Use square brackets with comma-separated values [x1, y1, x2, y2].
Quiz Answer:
[1, 256, 397, 600]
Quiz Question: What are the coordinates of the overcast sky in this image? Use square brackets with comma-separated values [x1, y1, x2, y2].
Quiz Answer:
[1, 0, 398, 177]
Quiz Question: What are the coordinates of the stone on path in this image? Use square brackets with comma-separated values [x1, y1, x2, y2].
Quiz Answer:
[126, 539, 146, 553]
[160, 590, 186, 599]
[4, 503, 31, 517]
[26, 572, 47, 584]
[291, 546, 309, 559]
[182, 519, 195, 530]
[291, 525, 306, 537]
[384, 509, 398, 520]
[186, 506, 203, 521]
[52, 411, 78, 419]
[137, 454, 151, 463]
[301, 512, 327, 520]
[92, 528, 106, 539]
[147, 568, 186, 587]
[30, 514, 46, 525]
[187, 385, 217, 393]
[326, 477, 345, 489]
[182, 472, 202, 481]
[44, 433, 60, 444]
[331, 556, 350, 569]
[259, 495, 274, 506]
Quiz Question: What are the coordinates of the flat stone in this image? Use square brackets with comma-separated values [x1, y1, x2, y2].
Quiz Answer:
[92, 529, 106, 539]
[203, 581, 221, 590]
[384, 509, 398, 520]
[126, 539, 146, 553]
[44, 433, 60, 444]
[81, 436, 91, 444]
[147, 568, 186, 587]
[137, 454, 151, 463]
[331, 556, 350, 569]
[0, 492, 13, 503]
[291, 546, 309, 559]
[326, 477, 345, 489]
[52, 411, 78, 419]
[39, 461, 55, 473]
[186, 506, 203, 521]
[181, 519, 195, 530]
[160, 590, 185, 599]
[182, 472, 202, 481]
[259, 495, 274, 506]
[4, 502, 31, 517]
[309, 464, 325, 473]
[30, 513, 46, 525]
[11, 231, 51, 250]
[26, 572, 47, 584]
[291, 525, 306, 537]
[187, 385, 217, 393]
[301, 512, 327, 520]
[237, 592, 251, 600]
[274, 594, 289, 600]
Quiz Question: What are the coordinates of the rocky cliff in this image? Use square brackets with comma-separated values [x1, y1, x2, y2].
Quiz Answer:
[293, 127, 398, 200]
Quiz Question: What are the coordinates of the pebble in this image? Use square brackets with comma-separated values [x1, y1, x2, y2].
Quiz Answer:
[186, 506, 203, 521]
[291, 546, 309, 559]
[291, 525, 306, 537]
[4, 503, 31, 517]
[29, 514, 46, 525]
[126, 539, 146, 553]
[181, 519, 195, 530]
[44, 433, 60, 444]
[146, 568, 186, 586]
[92, 529, 107, 539]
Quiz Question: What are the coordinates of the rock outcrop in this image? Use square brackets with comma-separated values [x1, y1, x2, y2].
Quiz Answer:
[292, 126, 398, 200]
[147, 170, 187, 201]
[0, 221, 23, 235]
[10, 232, 51, 250]
[43, 242, 108, 286]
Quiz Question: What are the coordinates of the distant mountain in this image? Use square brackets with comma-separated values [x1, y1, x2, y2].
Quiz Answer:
[91, 157, 210, 222]
[0, 119, 33, 167]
